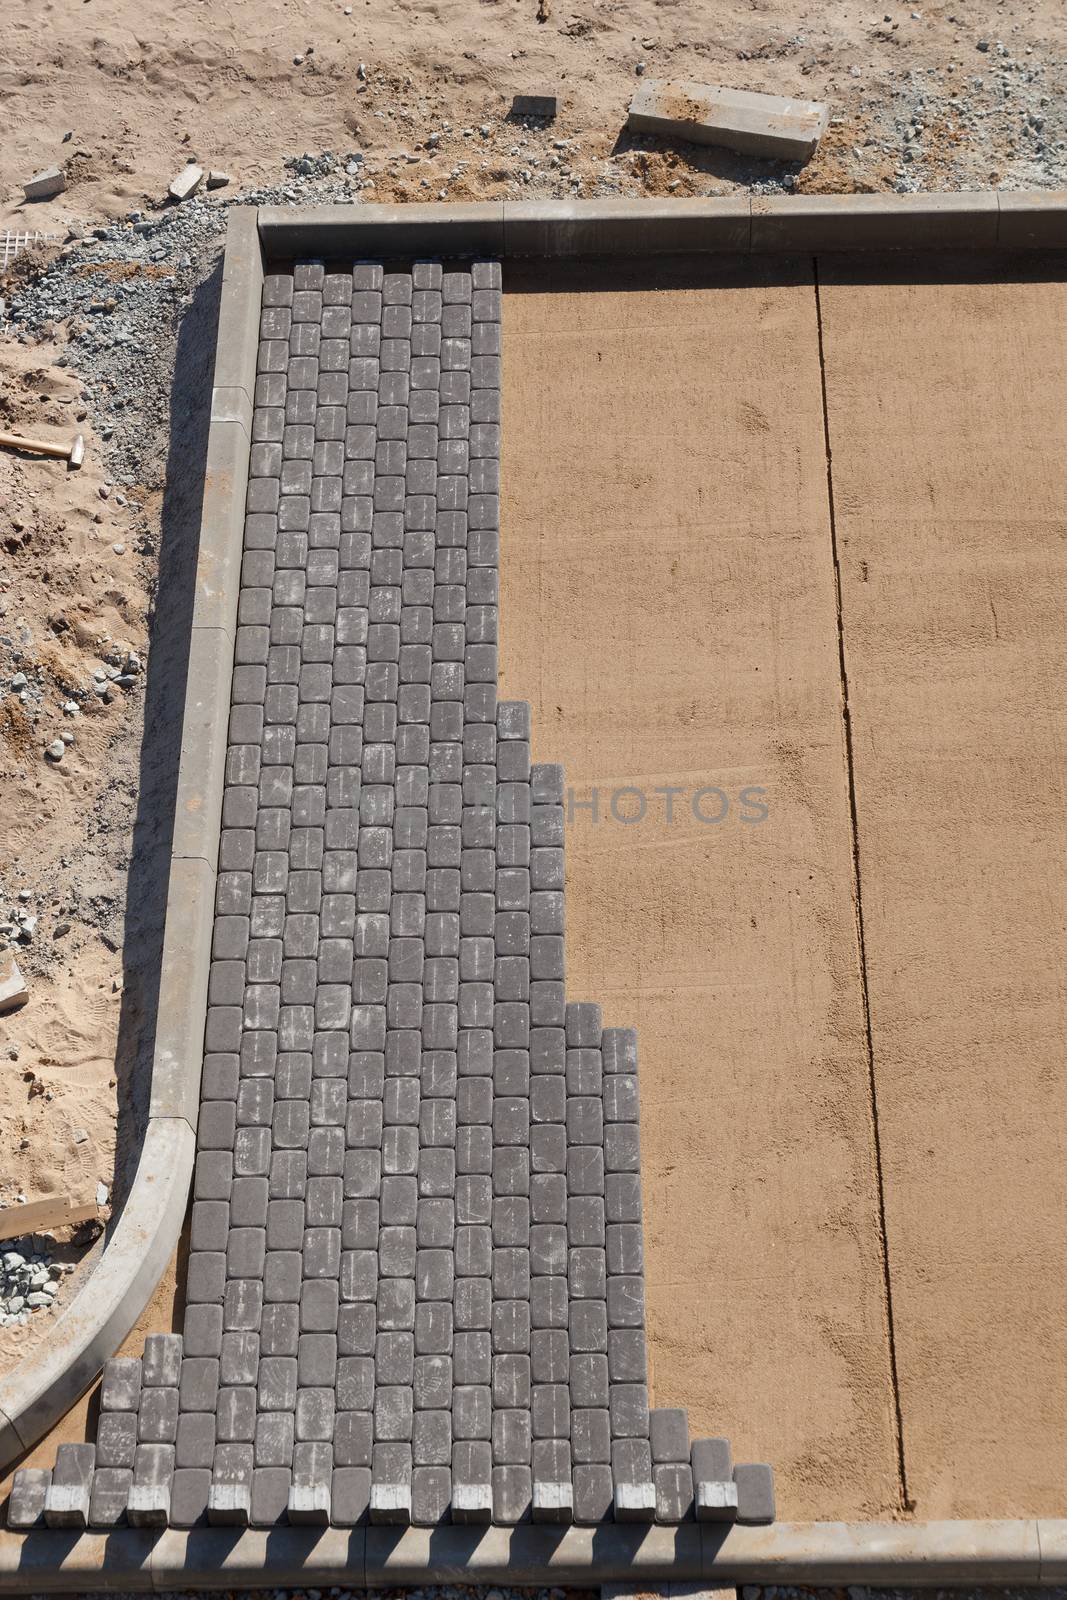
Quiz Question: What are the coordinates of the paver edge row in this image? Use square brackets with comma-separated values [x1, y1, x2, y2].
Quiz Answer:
[0, 207, 263, 1473]
[0, 185, 1062, 1502]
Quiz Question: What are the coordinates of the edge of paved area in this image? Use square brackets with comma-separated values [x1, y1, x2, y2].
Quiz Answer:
[0, 208, 263, 1474]
[0, 1518, 1061, 1590]
[1, 188, 1064, 1555]
[255, 191, 1067, 257]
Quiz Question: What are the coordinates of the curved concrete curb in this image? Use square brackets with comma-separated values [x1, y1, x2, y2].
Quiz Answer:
[257, 190, 1067, 258]
[0, 208, 262, 1473]
[0, 1519, 1058, 1590]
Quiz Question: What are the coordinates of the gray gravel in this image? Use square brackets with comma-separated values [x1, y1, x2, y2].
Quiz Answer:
[0, 1240, 74, 1328]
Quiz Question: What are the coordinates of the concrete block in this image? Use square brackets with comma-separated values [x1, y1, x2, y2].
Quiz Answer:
[512, 91, 558, 118]
[289, 1482, 332, 1524]
[503, 197, 751, 258]
[168, 627, 236, 867]
[751, 191, 1000, 252]
[370, 1482, 412, 1524]
[694, 1480, 738, 1521]
[628, 79, 828, 161]
[259, 203, 506, 260]
[168, 164, 204, 201]
[614, 1481, 657, 1522]
[193, 415, 249, 633]
[127, 1483, 171, 1527]
[998, 190, 1067, 248]
[88, 1466, 133, 1527]
[0, 950, 29, 1013]
[44, 1443, 95, 1528]
[23, 167, 66, 200]
[531, 1478, 572, 1523]
[208, 1481, 251, 1526]
[6, 1467, 50, 1528]
[451, 1481, 493, 1523]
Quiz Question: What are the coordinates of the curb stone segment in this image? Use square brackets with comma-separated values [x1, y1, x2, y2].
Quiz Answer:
[6, 240, 771, 1533]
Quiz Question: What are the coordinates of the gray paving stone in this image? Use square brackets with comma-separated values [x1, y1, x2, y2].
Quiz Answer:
[655, 1462, 695, 1523]
[44, 1443, 95, 1528]
[650, 1406, 690, 1463]
[7, 1468, 50, 1529]
[89, 1467, 133, 1528]
[44, 257, 746, 1532]
[733, 1461, 776, 1525]
[572, 1462, 613, 1525]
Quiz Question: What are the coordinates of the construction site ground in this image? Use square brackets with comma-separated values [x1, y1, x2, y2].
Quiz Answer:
[500, 251, 1067, 1522]
[5, 247, 1065, 1528]
[1, 0, 1065, 1538]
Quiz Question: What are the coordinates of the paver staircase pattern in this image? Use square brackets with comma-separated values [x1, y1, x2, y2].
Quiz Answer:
[8, 258, 773, 1534]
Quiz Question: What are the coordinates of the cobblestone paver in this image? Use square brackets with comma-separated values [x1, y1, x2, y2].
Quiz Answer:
[7, 257, 773, 1533]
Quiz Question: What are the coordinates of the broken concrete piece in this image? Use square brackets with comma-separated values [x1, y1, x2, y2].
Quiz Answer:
[512, 91, 558, 119]
[206, 170, 232, 190]
[23, 167, 66, 202]
[168, 164, 204, 202]
[627, 80, 829, 162]
[0, 950, 29, 1013]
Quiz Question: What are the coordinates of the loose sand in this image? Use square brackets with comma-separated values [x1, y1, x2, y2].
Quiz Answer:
[502, 255, 1067, 1520]
[819, 256, 1067, 1518]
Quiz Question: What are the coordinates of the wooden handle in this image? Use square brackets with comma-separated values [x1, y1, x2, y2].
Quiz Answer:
[0, 430, 70, 459]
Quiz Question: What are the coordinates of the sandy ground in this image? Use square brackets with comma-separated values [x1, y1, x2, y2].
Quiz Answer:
[819, 257, 1067, 1518]
[1, 0, 1066, 232]
[501, 254, 1067, 1520]
[501, 258, 899, 1520]
[0, 339, 152, 1362]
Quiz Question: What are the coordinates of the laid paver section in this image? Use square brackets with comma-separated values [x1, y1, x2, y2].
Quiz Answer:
[7, 256, 773, 1531]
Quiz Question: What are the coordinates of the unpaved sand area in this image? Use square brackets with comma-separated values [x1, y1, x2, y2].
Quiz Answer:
[501, 253, 1067, 1520]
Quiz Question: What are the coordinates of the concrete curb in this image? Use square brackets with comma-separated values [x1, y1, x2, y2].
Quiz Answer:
[0, 207, 262, 1474]
[255, 192, 1067, 257]
[0, 1519, 1059, 1589]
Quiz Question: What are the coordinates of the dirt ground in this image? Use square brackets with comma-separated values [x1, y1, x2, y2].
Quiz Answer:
[0, 340, 152, 1362]
[1, 0, 1066, 230]
[500, 254, 1067, 1520]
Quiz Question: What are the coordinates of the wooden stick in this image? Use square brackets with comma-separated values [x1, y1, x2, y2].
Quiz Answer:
[0, 1194, 100, 1242]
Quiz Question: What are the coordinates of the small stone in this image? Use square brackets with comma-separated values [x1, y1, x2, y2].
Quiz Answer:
[96, 1182, 109, 1206]
[45, 740, 65, 761]
[63, 701, 79, 715]
[0, 951, 29, 1013]
[17, 890, 31, 903]
[60, 730, 75, 745]
[635, 60, 646, 75]
[167, 163, 204, 201]
[9, 673, 27, 691]
[206, 171, 232, 189]
[73, 1129, 88, 1144]
[293, 53, 305, 64]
